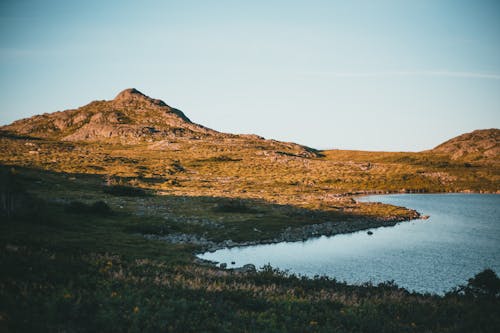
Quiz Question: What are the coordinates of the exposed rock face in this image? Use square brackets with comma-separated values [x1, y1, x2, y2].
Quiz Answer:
[113, 88, 167, 107]
[0, 88, 207, 143]
[112, 88, 192, 122]
[432, 129, 500, 161]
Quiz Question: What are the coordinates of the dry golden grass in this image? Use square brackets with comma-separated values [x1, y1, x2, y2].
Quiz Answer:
[1, 130, 498, 233]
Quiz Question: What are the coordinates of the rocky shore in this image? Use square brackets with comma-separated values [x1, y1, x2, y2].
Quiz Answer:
[143, 208, 421, 257]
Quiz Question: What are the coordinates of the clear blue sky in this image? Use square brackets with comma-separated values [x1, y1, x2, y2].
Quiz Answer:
[1, 0, 499, 151]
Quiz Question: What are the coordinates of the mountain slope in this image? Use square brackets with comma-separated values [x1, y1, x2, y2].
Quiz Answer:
[0, 88, 319, 157]
[432, 129, 500, 161]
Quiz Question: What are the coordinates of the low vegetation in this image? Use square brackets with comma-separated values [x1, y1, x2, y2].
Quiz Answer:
[65, 200, 111, 216]
[103, 185, 149, 197]
[0, 166, 499, 332]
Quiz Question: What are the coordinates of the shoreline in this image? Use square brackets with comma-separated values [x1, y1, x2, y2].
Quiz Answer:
[144, 207, 422, 262]
[146, 192, 498, 266]
[351, 189, 500, 197]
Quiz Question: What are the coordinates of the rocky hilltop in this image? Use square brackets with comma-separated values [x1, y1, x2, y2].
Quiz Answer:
[432, 129, 500, 161]
[1, 88, 214, 143]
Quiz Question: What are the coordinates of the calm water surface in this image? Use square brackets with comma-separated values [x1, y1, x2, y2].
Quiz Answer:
[198, 194, 500, 294]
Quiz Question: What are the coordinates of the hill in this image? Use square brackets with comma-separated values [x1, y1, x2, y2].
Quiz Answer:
[431, 129, 500, 161]
[1, 88, 211, 142]
[0, 88, 318, 157]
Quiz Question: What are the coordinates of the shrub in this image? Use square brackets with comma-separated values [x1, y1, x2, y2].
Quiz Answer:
[213, 200, 257, 213]
[464, 268, 500, 299]
[65, 200, 111, 216]
[103, 185, 148, 197]
[0, 168, 36, 220]
[90, 201, 111, 215]
[198, 155, 242, 163]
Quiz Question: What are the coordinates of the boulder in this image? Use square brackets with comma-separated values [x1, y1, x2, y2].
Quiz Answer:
[234, 264, 256, 274]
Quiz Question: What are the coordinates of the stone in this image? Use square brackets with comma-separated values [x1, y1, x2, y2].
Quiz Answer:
[234, 264, 256, 274]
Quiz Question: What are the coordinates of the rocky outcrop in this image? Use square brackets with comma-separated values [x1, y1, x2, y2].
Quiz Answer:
[113, 88, 168, 108]
[143, 233, 218, 248]
[0, 88, 212, 143]
[233, 264, 256, 273]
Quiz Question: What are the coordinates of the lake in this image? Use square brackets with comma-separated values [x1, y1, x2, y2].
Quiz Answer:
[198, 194, 500, 294]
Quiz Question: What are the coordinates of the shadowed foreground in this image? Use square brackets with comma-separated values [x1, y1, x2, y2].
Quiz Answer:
[1, 167, 499, 332]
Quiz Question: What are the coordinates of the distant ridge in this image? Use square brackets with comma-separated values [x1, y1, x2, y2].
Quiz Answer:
[431, 129, 500, 161]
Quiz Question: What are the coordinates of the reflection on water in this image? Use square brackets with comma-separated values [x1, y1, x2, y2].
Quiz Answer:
[198, 194, 500, 294]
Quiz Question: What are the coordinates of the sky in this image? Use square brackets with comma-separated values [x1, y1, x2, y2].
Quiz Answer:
[1, 0, 499, 151]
